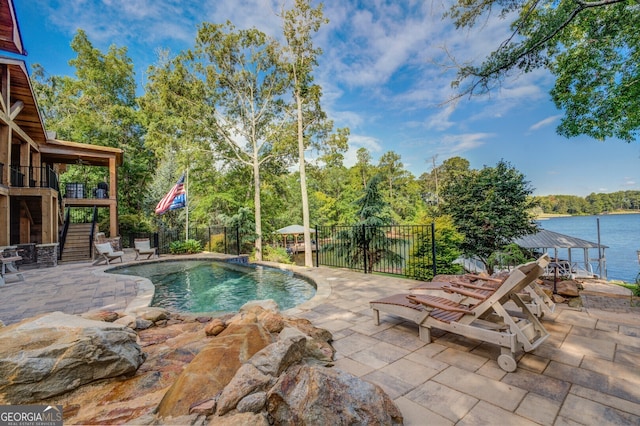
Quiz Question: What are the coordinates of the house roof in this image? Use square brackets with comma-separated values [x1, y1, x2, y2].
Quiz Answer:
[0, 0, 25, 55]
[513, 228, 607, 250]
[0, 56, 47, 146]
[40, 138, 124, 167]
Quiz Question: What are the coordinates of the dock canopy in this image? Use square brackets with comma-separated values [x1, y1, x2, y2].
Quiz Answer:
[513, 229, 607, 279]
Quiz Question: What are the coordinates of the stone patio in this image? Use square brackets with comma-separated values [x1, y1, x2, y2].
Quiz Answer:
[1, 251, 639, 425]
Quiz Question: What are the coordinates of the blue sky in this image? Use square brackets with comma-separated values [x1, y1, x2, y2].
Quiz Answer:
[14, 0, 640, 196]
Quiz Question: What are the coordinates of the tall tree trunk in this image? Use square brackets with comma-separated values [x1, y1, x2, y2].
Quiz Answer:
[253, 152, 262, 261]
[297, 91, 313, 267]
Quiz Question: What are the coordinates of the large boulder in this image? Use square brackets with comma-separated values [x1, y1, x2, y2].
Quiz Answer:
[0, 311, 145, 404]
[267, 364, 403, 425]
[155, 321, 273, 418]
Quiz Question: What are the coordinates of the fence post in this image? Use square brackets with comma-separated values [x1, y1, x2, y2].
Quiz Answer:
[153, 233, 159, 252]
[236, 225, 240, 255]
[362, 224, 367, 274]
[431, 222, 437, 277]
[315, 225, 319, 267]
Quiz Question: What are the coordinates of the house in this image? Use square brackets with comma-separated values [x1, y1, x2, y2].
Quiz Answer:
[0, 0, 122, 264]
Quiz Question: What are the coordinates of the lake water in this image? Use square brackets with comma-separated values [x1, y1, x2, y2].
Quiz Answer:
[539, 214, 640, 283]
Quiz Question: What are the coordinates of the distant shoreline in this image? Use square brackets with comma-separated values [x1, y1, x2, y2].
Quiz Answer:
[536, 210, 640, 220]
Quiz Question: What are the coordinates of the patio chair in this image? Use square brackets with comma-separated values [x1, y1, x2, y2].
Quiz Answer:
[92, 242, 124, 266]
[134, 238, 157, 260]
[1, 249, 24, 285]
[370, 255, 551, 372]
[410, 271, 555, 318]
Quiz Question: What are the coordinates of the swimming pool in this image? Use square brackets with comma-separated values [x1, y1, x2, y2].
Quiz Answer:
[109, 260, 316, 313]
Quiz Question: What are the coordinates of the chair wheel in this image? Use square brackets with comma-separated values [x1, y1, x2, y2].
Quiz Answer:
[498, 354, 517, 372]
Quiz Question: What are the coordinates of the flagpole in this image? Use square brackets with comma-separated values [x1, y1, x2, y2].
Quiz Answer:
[185, 167, 189, 242]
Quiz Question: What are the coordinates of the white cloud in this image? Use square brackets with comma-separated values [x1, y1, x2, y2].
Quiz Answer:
[437, 133, 492, 157]
[530, 115, 562, 132]
[342, 134, 383, 168]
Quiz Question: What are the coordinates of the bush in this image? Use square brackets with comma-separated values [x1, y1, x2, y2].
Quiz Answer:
[169, 239, 202, 254]
[263, 245, 293, 264]
[206, 234, 226, 253]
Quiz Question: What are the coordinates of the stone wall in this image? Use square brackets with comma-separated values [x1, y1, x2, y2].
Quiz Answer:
[36, 243, 58, 268]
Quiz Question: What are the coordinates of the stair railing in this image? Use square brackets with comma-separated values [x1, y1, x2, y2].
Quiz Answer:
[89, 206, 98, 259]
[59, 207, 71, 260]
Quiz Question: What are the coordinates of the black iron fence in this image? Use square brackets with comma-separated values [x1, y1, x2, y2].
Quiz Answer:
[9, 165, 59, 190]
[121, 226, 242, 256]
[315, 224, 436, 280]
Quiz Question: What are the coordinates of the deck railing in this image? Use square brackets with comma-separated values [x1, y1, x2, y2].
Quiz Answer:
[8, 165, 59, 190]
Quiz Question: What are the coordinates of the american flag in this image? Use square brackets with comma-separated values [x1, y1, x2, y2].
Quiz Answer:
[155, 174, 186, 215]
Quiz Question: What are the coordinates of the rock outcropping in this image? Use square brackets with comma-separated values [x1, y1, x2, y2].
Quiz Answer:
[2, 302, 402, 425]
[0, 311, 145, 404]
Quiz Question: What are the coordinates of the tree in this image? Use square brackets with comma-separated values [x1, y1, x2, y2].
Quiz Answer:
[447, 0, 640, 141]
[441, 160, 538, 274]
[327, 174, 403, 272]
[281, 0, 330, 267]
[405, 215, 464, 281]
[141, 22, 292, 260]
[31, 31, 153, 217]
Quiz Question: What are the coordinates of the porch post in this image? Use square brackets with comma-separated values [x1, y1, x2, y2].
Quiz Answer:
[108, 157, 118, 236]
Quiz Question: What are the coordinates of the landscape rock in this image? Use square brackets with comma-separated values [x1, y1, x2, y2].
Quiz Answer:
[215, 363, 271, 416]
[236, 392, 267, 413]
[189, 399, 216, 415]
[204, 318, 226, 336]
[207, 412, 269, 426]
[135, 318, 154, 330]
[80, 310, 119, 322]
[115, 314, 137, 328]
[0, 311, 145, 404]
[156, 321, 272, 418]
[137, 307, 170, 323]
[267, 364, 403, 425]
[556, 280, 580, 297]
[249, 334, 306, 377]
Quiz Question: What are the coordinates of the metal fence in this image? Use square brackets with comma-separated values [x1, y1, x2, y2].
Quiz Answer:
[315, 224, 436, 280]
[121, 226, 241, 255]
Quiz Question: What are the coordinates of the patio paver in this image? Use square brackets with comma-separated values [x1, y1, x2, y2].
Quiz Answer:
[1, 252, 640, 425]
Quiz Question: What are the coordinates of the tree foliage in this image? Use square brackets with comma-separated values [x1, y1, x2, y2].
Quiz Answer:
[441, 160, 539, 273]
[141, 22, 292, 260]
[31, 30, 153, 216]
[327, 174, 404, 272]
[448, 0, 640, 141]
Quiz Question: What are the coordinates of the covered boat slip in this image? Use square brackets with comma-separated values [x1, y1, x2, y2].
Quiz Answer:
[513, 229, 607, 279]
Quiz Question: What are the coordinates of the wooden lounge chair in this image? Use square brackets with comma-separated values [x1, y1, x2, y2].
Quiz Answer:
[411, 271, 555, 318]
[93, 242, 124, 266]
[134, 238, 157, 260]
[370, 255, 551, 372]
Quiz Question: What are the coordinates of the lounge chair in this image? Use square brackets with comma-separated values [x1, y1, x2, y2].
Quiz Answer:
[134, 238, 157, 260]
[93, 242, 124, 266]
[370, 255, 551, 372]
[411, 271, 555, 318]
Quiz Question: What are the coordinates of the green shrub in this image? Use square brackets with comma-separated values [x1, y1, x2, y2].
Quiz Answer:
[263, 245, 293, 264]
[206, 234, 226, 253]
[169, 239, 202, 254]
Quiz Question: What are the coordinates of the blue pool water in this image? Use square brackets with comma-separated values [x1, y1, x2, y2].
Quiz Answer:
[110, 260, 316, 313]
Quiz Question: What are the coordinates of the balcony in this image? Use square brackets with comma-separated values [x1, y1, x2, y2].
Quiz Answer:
[9, 165, 59, 190]
[64, 182, 110, 200]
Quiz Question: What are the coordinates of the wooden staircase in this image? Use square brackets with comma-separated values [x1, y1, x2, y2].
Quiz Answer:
[60, 223, 95, 263]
